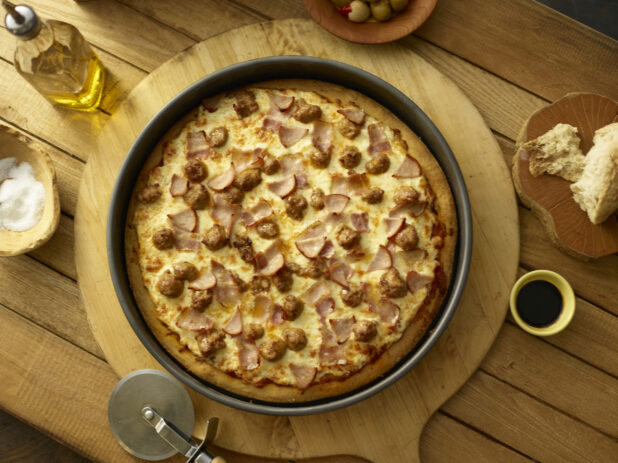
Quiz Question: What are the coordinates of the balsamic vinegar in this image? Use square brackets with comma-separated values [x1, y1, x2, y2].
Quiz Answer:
[516, 280, 563, 327]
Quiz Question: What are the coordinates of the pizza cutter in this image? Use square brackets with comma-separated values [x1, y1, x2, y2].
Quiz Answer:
[108, 369, 226, 462]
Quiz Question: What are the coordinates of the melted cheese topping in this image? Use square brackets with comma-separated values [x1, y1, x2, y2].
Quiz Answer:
[132, 88, 443, 388]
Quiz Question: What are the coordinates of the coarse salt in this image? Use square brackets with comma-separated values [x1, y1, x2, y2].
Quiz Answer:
[0, 157, 46, 232]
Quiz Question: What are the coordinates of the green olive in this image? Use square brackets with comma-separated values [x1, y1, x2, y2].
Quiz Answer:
[348, 1, 371, 22]
[370, 0, 391, 21]
[389, 0, 409, 11]
[332, 0, 349, 7]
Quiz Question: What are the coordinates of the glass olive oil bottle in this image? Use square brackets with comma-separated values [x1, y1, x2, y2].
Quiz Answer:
[3, 1, 105, 111]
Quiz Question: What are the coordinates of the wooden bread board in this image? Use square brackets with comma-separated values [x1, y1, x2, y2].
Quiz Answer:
[75, 19, 518, 462]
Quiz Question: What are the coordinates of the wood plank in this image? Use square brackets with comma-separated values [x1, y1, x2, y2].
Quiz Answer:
[28, 213, 76, 280]
[415, 0, 618, 101]
[0, 257, 102, 357]
[443, 370, 618, 462]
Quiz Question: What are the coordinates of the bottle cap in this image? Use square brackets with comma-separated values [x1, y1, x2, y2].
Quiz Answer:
[3, 2, 40, 40]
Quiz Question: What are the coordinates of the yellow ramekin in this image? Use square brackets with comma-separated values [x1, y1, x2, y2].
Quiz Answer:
[509, 270, 575, 336]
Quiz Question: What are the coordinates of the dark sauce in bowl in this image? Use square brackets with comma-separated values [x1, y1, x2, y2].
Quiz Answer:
[516, 280, 563, 327]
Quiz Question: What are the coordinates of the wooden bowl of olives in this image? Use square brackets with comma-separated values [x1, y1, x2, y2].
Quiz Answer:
[303, 0, 437, 44]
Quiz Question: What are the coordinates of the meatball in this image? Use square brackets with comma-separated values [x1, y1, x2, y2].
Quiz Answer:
[310, 188, 325, 210]
[262, 152, 280, 175]
[183, 184, 209, 209]
[379, 268, 408, 298]
[156, 270, 184, 298]
[173, 262, 197, 281]
[221, 186, 244, 204]
[138, 184, 161, 204]
[207, 126, 228, 147]
[249, 275, 271, 294]
[336, 225, 361, 250]
[309, 149, 331, 168]
[300, 258, 327, 279]
[190, 289, 213, 311]
[353, 320, 377, 342]
[341, 285, 365, 307]
[259, 338, 287, 361]
[284, 328, 307, 351]
[285, 193, 308, 220]
[231, 235, 254, 262]
[362, 187, 384, 204]
[282, 295, 304, 320]
[338, 145, 361, 169]
[203, 224, 227, 250]
[256, 220, 279, 239]
[152, 228, 175, 250]
[365, 153, 390, 174]
[286, 262, 302, 274]
[233, 168, 261, 191]
[184, 159, 207, 183]
[337, 117, 361, 139]
[394, 225, 419, 250]
[393, 185, 418, 205]
[293, 99, 322, 123]
[233, 90, 259, 118]
[272, 266, 294, 293]
[245, 323, 264, 341]
[198, 331, 225, 356]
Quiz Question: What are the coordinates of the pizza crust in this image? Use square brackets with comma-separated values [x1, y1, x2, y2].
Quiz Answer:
[125, 79, 457, 403]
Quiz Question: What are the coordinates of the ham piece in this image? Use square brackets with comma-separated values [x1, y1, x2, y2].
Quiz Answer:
[170, 174, 189, 197]
[368, 123, 391, 155]
[210, 196, 240, 235]
[367, 245, 393, 272]
[327, 261, 353, 288]
[389, 201, 426, 219]
[211, 260, 240, 308]
[202, 95, 221, 112]
[350, 212, 369, 232]
[290, 364, 317, 389]
[188, 269, 216, 290]
[280, 154, 305, 176]
[168, 208, 197, 232]
[312, 121, 333, 155]
[267, 176, 296, 198]
[347, 173, 370, 195]
[187, 131, 210, 159]
[237, 339, 259, 370]
[207, 166, 235, 191]
[270, 304, 286, 326]
[407, 270, 434, 293]
[176, 309, 213, 333]
[268, 92, 295, 110]
[279, 126, 308, 147]
[316, 297, 335, 317]
[329, 316, 356, 344]
[337, 107, 365, 125]
[323, 194, 349, 214]
[393, 155, 422, 178]
[295, 221, 326, 258]
[384, 217, 405, 237]
[223, 308, 243, 336]
[240, 200, 273, 227]
[319, 326, 346, 366]
[369, 298, 400, 327]
[318, 240, 335, 259]
[174, 235, 201, 251]
[251, 294, 274, 323]
[330, 174, 348, 195]
[300, 280, 331, 306]
[231, 148, 262, 173]
[255, 240, 285, 276]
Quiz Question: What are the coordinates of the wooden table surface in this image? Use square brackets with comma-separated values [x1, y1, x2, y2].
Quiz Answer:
[0, 1, 616, 462]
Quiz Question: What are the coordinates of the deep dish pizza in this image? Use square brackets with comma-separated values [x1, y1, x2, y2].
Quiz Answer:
[126, 80, 456, 402]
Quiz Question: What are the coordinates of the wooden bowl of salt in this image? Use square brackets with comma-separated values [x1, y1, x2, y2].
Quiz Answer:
[0, 124, 60, 256]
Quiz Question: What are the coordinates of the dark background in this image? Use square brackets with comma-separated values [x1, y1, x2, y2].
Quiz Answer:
[536, 0, 617, 39]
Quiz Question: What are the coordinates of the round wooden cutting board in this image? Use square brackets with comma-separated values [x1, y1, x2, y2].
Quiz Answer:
[75, 19, 518, 462]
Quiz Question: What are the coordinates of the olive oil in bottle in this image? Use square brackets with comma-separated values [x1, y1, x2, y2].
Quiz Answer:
[3, 1, 105, 111]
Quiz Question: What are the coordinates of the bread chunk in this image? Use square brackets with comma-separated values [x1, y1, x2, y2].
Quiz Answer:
[570, 123, 618, 224]
[524, 123, 585, 182]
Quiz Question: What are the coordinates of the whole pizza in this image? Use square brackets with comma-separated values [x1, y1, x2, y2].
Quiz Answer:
[126, 80, 456, 402]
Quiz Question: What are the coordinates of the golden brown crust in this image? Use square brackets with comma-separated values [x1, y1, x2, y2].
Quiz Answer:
[126, 79, 457, 403]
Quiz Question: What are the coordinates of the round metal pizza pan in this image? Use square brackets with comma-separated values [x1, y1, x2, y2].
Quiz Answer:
[107, 56, 473, 416]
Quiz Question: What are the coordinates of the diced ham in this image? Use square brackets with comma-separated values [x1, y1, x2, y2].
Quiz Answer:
[267, 176, 296, 198]
[347, 173, 370, 195]
[369, 298, 400, 327]
[329, 316, 356, 344]
[323, 194, 349, 214]
[240, 200, 273, 227]
[231, 148, 262, 173]
[280, 154, 305, 176]
[252, 294, 274, 323]
[338, 107, 365, 125]
[406, 271, 434, 293]
[187, 131, 210, 159]
[295, 173, 309, 189]
[319, 240, 335, 259]
[170, 174, 189, 197]
[279, 126, 308, 147]
[255, 240, 285, 276]
[389, 201, 427, 218]
[176, 309, 213, 333]
[268, 92, 295, 110]
[237, 339, 259, 370]
[312, 121, 333, 155]
[324, 212, 347, 230]
[270, 304, 286, 326]
[188, 270, 216, 290]
[410, 201, 427, 217]
[384, 217, 405, 237]
[223, 308, 243, 336]
[346, 248, 365, 260]
[330, 174, 349, 195]
[300, 281, 331, 305]
[262, 117, 283, 130]
[316, 297, 335, 317]
[394, 249, 427, 268]
[174, 236, 201, 251]
[295, 222, 326, 258]
[211, 260, 240, 308]
[368, 123, 391, 155]
[202, 95, 221, 112]
[367, 245, 393, 272]
[290, 364, 317, 389]
[393, 155, 422, 178]
[327, 262, 353, 288]
[319, 326, 346, 366]
[207, 166, 235, 191]
[168, 208, 197, 232]
[210, 196, 240, 235]
[350, 212, 369, 233]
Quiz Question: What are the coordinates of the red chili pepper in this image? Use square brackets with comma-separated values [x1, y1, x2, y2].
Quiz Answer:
[339, 4, 352, 16]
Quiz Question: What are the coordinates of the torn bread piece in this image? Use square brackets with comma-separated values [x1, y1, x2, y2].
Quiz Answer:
[524, 123, 585, 182]
[570, 122, 618, 224]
